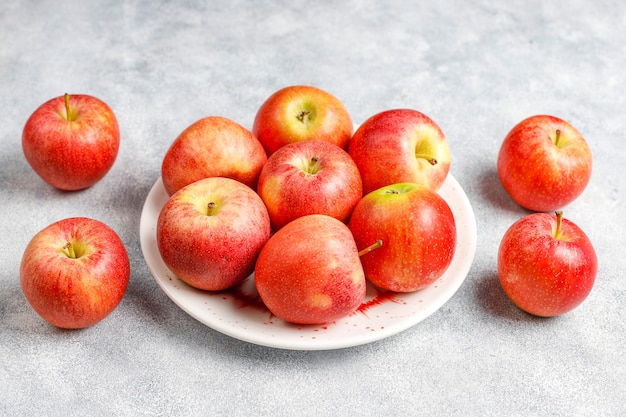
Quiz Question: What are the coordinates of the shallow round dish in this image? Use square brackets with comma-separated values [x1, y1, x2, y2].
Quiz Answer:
[140, 174, 476, 350]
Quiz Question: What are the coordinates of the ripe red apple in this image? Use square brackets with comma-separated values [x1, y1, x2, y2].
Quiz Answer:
[20, 217, 130, 329]
[349, 182, 456, 292]
[257, 140, 363, 230]
[157, 176, 271, 291]
[252, 85, 353, 156]
[22, 93, 120, 191]
[497, 114, 592, 212]
[348, 109, 450, 195]
[255, 214, 367, 324]
[161, 116, 267, 196]
[498, 211, 597, 317]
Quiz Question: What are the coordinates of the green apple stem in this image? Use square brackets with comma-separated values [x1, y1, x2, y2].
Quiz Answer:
[415, 153, 438, 165]
[64, 93, 72, 121]
[554, 129, 563, 147]
[306, 156, 321, 174]
[63, 93, 78, 122]
[358, 239, 383, 257]
[554, 211, 564, 239]
[206, 202, 218, 216]
[62, 242, 77, 259]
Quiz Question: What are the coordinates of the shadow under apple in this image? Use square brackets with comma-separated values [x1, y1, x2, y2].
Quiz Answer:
[473, 270, 547, 324]
[476, 165, 530, 215]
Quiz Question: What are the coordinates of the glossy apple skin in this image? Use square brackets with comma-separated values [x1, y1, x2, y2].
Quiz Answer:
[497, 115, 592, 212]
[20, 217, 130, 329]
[22, 94, 120, 191]
[255, 214, 366, 324]
[157, 177, 271, 291]
[349, 183, 456, 292]
[161, 116, 267, 196]
[498, 212, 597, 317]
[252, 85, 353, 156]
[257, 140, 363, 231]
[348, 109, 450, 195]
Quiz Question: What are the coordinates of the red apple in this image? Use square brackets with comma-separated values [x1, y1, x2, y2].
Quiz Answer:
[255, 214, 367, 324]
[348, 109, 450, 195]
[497, 114, 592, 212]
[161, 116, 267, 196]
[498, 211, 597, 317]
[349, 182, 456, 292]
[22, 93, 120, 191]
[20, 217, 130, 329]
[252, 85, 353, 156]
[257, 140, 362, 230]
[157, 176, 271, 291]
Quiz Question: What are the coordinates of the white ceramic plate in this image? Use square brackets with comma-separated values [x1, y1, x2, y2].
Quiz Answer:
[139, 174, 476, 350]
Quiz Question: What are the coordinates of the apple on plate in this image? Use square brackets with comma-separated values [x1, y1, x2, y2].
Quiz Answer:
[349, 182, 457, 293]
[348, 109, 450, 195]
[498, 211, 597, 317]
[254, 214, 367, 324]
[20, 217, 130, 329]
[22, 93, 120, 191]
[252, 85, 353, 156]
[157, 176, 271, 291]
[161, 116, 267, 196]
[497, 114, 592, 212]
[257, 140, 363, 230]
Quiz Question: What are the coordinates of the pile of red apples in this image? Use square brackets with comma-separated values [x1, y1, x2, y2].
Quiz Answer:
[18, 85, 597, 330]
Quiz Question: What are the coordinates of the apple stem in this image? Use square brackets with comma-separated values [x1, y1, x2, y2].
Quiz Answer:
[358, 239, 383, 257]
[206, 202, 218, 216]
[554, 211, 564, 239]
[63, 93, 78, 122]
[554, 129, 562, 147]
[415, 154, 438, 165]
[306, 156, 321, 174]
[62, 242, 77, 259]
[64, 93, 71, 120]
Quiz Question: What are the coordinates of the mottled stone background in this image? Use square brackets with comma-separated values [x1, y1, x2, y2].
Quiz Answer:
[1, 1, 624, 416]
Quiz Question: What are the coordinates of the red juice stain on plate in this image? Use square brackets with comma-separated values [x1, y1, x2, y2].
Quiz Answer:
[357, 289, 403, 316]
